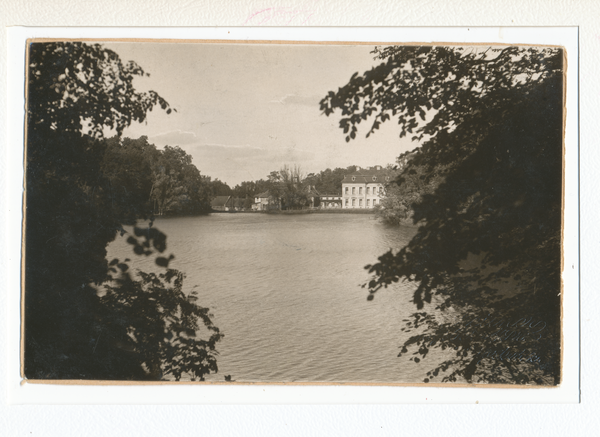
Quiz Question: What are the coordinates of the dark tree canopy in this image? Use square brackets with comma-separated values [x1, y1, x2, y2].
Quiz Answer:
[25, 42, 221, 380]
[375, 154, 443, 226]
[28, 42, 172, 138]
[321, 45, 563, 384]
[304, 166, 353, 194]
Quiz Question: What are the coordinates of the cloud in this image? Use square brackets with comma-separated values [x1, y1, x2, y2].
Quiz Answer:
[179, 142, 317, 185]
[149, 129, 200, 146]
[270, 93, 321, 106]
[185, 143, 314, 161]
[271, 146, 315, 162]
[186, 143, 270, 159]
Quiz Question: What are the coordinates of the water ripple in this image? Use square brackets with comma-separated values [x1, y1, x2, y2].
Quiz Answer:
[107, 213, 423, 383]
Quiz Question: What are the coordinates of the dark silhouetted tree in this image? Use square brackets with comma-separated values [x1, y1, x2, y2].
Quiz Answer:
[25, 42, 222, 380]
[376, 152, 444, 225]
[321, 45, 563, 385]
[101, 136, 159, 220]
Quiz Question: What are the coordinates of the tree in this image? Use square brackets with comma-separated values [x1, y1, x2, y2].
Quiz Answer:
[303, 167, 348, 195]
[178, 161, 213, 215]
[243, 196, 254, 210]
[102, 137, 212, 217]
[147, 145, 211, 216]
[321, 45, 563, 384]
[375, 152, 444, 225]
[101, 135, 159, 220]
[150, 170, 187, 216]
[232, 180, 270, 199]
[266, 165, 310, 210]
[25, 42, 222, 380]
[208, 178, 233, 196]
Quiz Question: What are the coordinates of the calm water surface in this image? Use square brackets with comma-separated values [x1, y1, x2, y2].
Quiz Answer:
[107, 213, 436, 383]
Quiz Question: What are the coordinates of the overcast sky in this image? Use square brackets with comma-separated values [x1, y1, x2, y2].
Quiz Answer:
[104, 42, 417, 186]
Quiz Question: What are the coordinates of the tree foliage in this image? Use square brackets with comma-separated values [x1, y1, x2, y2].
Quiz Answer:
[28, 42, 172, 138]
[208, 178, 234, 197]
[25, 42, 221, 380]
[265, 165, 316, 210]
[102, 137, 213, 217]
[100, 227, 222, 381]
[321, 45, 563, 384]
[101, 136, 159, 222]
[375, 152, 446, 225]
[304, 166, 353, 194]
[232, 179, 271, 199]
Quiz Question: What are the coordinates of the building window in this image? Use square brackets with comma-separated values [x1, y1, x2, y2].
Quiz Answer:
[352, 199, 356, 206]
[345, 199, 349, 206]
[352, 187, 355, 194]
[366, 187, 370, 195]
[352, 176, 356, 181]
[345, 187, 348, 194]
[366, 199, 370, 207]
[359, 187, 362, 194]
[359, 199, 363, 207]
[372, 176, 377, 181]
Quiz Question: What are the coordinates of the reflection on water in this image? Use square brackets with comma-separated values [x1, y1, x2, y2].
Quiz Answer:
[107, 213, 435, 383]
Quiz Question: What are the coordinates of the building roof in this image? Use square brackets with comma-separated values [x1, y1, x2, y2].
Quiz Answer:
[341, 166, 392, 184]
[306, 187, 320, 197]
[211, 196, 231, 207]
[255, 191, 270, 199]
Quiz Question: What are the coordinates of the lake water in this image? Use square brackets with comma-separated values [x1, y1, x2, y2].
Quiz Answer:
[106, 213, 437, 383]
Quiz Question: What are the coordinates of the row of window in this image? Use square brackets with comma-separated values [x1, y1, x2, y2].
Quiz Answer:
[350, 175, 389, 182]
[344, 198, 379, 207]
[344, 186, 381, 195]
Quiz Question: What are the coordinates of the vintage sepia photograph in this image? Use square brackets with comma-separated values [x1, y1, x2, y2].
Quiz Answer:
[23, 40, 564, 386]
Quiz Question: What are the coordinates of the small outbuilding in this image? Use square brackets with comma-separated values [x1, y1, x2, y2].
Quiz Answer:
[211, 196, 234, 211]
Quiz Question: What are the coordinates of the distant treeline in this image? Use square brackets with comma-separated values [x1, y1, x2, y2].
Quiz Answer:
[223, 166, 360, 200]
[101, 136, 231, 216]
[102, 136, 372, 215]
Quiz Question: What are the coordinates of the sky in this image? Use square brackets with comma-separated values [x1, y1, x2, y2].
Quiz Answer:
[103, 42, 418, 186]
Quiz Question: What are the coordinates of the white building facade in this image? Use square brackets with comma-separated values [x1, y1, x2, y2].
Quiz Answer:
[319, 194, 342, 209]
[341, 165, 391, 209]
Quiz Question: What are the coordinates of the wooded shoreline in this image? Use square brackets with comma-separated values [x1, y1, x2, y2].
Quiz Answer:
[207, 209, 421, 226]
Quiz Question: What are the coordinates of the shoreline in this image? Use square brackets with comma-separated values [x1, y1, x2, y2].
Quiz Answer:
[151, 209, 421, 227]
[211, 208, 375, 215]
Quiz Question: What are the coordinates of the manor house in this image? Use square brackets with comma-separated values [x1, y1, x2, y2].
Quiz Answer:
[341, 165, 391, 209]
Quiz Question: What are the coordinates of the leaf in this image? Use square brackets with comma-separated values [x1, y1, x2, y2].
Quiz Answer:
[155, 256, 170, 267]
